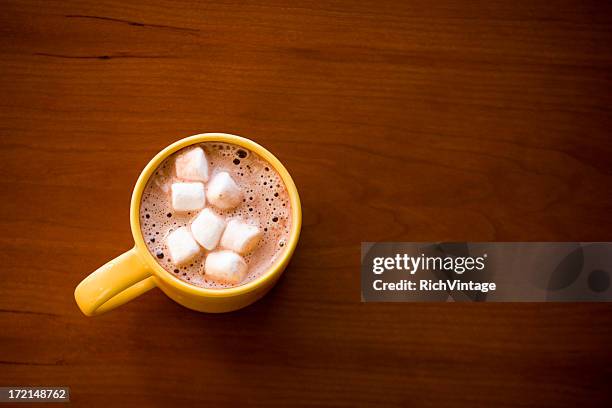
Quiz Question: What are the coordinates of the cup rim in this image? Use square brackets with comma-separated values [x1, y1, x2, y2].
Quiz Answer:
[130, 133, 302, 298]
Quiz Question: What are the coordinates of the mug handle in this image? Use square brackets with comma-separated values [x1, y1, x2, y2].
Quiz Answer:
[74, 247, 157, 316]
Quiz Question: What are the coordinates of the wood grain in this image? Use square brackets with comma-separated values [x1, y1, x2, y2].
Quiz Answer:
[1, 1, 612, 406]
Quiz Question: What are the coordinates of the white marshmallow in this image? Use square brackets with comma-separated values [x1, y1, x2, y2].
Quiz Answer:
[166, 227, 201, 265]
[191, 208, 226, 250]
[171, 182, 205, 212]
[206, 172, 242, 210]
[220, 219, 262, 254]
[204, 250, 248, 284]
[175, 147, 208, 182]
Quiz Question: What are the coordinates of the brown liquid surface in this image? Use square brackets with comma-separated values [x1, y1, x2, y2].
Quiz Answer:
[140, 142, 292, 288]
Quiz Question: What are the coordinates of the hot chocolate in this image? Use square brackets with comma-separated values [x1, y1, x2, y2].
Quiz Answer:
[139, 142, 292, 288]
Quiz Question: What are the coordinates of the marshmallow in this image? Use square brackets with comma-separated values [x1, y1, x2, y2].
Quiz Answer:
[220, 219, 262, 254]
[171, 182, 205, 212]
[191, 208, 226, 250]
[204, 250, 248, 285]
[175, 147, 208, 182]
[206, 172, 242, 210]
[166, 227, 201, 265]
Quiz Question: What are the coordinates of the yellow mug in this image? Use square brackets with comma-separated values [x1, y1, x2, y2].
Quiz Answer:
[74, 133, 301, 316]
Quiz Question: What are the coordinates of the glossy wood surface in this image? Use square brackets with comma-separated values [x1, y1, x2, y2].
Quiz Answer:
[1, 1, 611, 406]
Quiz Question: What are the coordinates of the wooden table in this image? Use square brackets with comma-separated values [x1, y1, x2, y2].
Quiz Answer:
[1, 1, 611, 406]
